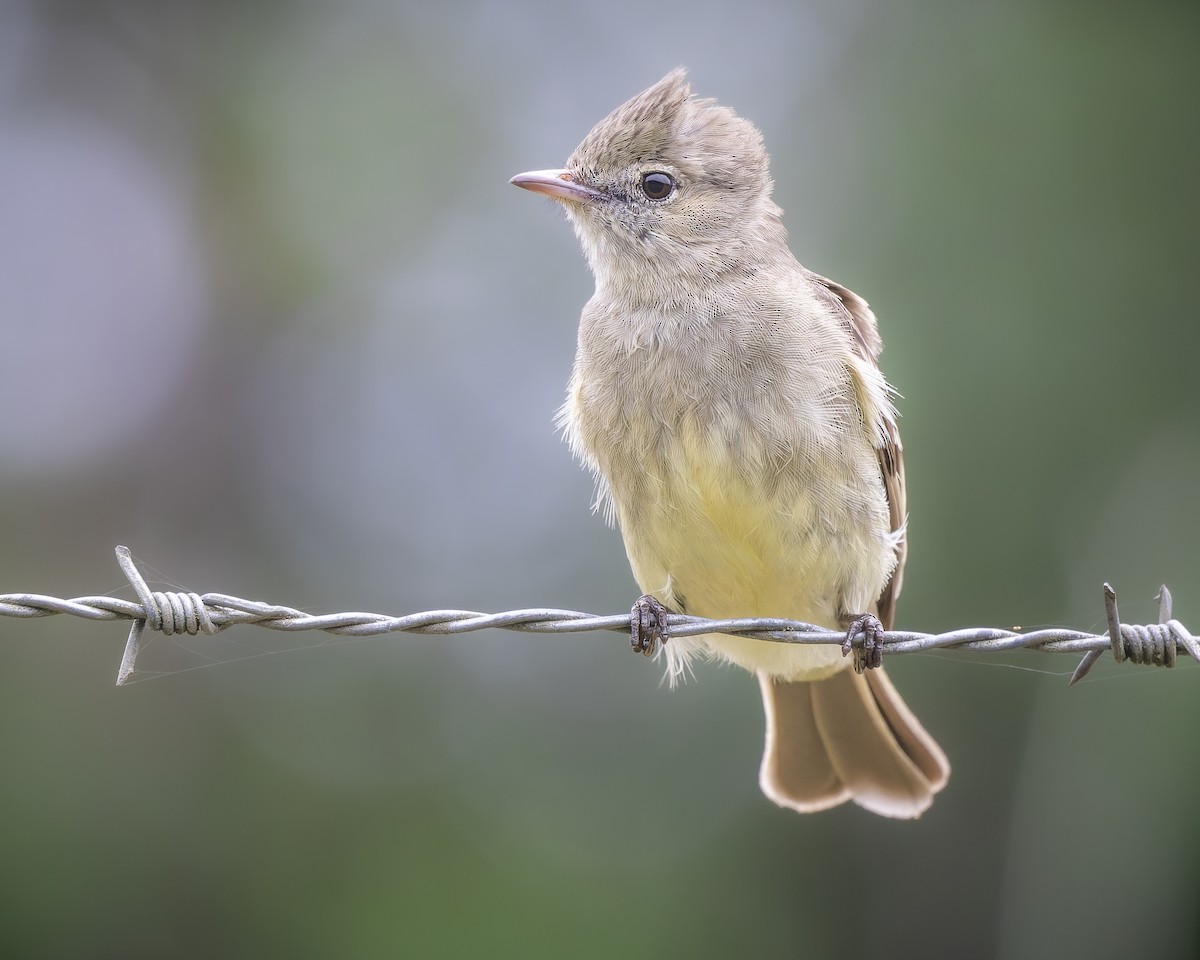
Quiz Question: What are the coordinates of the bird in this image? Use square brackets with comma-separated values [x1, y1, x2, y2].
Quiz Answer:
[511, 68, 948, 818]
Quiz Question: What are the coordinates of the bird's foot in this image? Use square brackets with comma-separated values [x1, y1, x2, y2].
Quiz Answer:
[631, 595, 670, 657]
[841, 613, 885, 674]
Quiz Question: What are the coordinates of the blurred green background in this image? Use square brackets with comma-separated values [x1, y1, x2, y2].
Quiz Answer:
[2, 1, 1198, 957]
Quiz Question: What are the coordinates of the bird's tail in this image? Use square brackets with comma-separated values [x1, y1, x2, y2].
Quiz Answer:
[757, 668, 949, 819]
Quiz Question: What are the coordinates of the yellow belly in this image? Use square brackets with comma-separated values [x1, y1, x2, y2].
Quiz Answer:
[615, 433, 887, 683]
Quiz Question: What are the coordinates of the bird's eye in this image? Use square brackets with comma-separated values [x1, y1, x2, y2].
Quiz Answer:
[640, 171, 675, 201]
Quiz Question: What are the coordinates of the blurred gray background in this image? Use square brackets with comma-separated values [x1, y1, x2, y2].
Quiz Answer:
[2, 1, 1198, 957]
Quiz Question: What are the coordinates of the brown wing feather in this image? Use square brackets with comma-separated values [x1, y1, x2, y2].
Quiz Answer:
[873, 417, 906, 629]
[806, 271, 907, 630]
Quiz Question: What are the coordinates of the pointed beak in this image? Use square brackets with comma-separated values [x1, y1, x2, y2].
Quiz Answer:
[509, 168, 602, 204]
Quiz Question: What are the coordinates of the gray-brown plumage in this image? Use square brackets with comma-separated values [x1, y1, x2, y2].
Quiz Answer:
[512, 68, 948, 818]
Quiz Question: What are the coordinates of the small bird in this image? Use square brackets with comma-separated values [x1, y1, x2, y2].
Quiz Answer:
[511, 69, 948, 817]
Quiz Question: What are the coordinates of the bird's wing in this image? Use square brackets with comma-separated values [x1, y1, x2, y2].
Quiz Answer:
[807, 272, 907, 629]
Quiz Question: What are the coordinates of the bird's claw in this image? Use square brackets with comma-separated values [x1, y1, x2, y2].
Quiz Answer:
[842, 613, 885, 673]
[631, 595, 670, 657]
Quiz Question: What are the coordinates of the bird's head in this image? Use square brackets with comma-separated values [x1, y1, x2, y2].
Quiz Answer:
[512, 69, 785, 299]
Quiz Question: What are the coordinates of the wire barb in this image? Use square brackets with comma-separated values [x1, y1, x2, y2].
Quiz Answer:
[1067, 583, 1199, 685]
[113, 546, 220, 685]
[0, 547, 1195, 687]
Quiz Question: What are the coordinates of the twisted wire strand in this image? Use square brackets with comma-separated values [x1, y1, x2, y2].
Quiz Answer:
[0, 547, 1195, 686]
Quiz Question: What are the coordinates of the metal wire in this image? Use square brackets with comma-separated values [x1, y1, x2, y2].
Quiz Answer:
[0, 546, 1195, 687]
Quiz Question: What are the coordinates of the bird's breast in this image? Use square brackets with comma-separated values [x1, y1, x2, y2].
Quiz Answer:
[565, 306, 895, 679]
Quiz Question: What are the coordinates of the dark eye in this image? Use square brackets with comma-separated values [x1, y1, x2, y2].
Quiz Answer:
[640, 171, 675, 201]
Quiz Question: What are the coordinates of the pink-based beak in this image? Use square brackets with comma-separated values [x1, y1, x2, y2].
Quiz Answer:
[509, 168, 602, 204]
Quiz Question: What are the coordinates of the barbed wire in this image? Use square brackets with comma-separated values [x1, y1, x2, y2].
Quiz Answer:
[0, 546, 1195, 687]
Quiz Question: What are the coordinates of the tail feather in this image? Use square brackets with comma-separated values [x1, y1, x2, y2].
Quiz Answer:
[758, 669, 948, 819]
[863, 668, 950, 790]
[757, 673, 848, 812]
